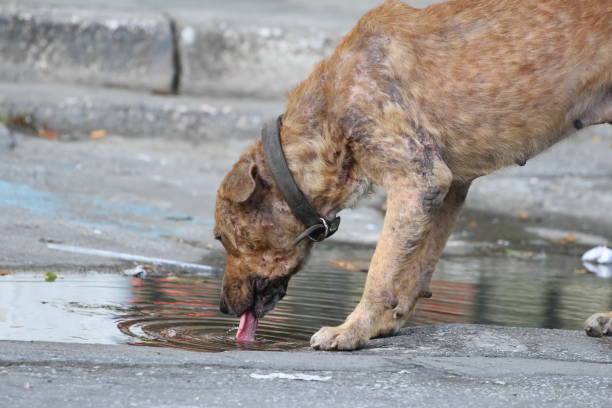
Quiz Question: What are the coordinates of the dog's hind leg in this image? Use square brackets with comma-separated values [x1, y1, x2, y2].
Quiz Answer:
[414, 182, 471, 301]
[311, 128, 456, 350]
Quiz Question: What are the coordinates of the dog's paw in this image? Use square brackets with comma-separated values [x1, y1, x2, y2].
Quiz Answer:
[310, 325, 368, 351]
[584, 312, 612, 337]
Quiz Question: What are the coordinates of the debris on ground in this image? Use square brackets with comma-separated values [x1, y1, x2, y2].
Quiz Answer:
[2, 114, 61, 140]
[38, 125, 59, 140]
[89, 129, 107, 139]
[328, 259, 368, 272]
[581, 263, 611, 277]
[122, 265, 148, 279]
[250, 372, 332, 382]
[581, 246, 612, 264]
[504, 248, 546, 260]
[518, 210, 530, 221]
[0, 270, 10, 276]
[581, 246, 612, 278]
[44, 272, 57, 282]
[164, 215, 194, 222]
[550, 233, 577, 244]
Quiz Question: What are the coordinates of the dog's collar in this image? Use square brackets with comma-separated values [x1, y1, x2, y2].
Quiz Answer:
[261, 115, 341, 245]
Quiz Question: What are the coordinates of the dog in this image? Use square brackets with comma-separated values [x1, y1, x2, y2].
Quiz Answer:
[214, 0, 612, 350]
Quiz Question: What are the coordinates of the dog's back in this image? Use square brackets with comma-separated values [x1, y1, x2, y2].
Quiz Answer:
[292, 0, 611, 180]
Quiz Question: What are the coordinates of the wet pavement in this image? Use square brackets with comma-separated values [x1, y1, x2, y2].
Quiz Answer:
[2, 211, 610, 352]
[1, 129, 611, 355]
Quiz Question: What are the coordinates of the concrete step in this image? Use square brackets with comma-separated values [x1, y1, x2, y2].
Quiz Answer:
[0, 1, 442, 98]
[0, 6, 176, 93]
[0, 82, 283, 140]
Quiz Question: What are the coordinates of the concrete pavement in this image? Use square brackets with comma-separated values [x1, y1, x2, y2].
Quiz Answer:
[1, 1, 611, 406]
[1, 324, 611, 408]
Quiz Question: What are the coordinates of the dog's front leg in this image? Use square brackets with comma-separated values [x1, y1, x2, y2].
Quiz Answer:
[311, 141, 453, 350]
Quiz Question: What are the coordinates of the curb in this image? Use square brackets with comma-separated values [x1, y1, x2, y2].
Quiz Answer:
[175, 16, 340, 98]
[0, 7, 175, 93]
[0, 5, 342, 99]
[0, 83, 282, 141]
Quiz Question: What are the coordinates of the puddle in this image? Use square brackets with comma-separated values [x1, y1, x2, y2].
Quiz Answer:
[1, 214, 611, 352]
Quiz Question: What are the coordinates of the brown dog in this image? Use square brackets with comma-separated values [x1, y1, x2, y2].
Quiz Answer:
[214, 0, 612, 350]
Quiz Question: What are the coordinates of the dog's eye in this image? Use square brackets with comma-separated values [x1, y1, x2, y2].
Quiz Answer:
[214, 234, 222, 241]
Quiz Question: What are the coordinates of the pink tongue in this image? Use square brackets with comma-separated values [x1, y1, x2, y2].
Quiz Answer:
[236, 311, 259, 342]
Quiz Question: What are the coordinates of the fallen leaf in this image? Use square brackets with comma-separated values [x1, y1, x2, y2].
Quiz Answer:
[518, 211, 530, 221]
[329, 259, 365, 272]
[591, 135, 603, 143]
[467, 220, 478, 229]
[44, 272, 57, 282]
[573, 268, 590, 275]
[38, 126, 59, 140]
[505, 249, 535, 259]
[90, 129, 107, 139]
[0, 270, 10, 276]
[551, 233, 577, 244]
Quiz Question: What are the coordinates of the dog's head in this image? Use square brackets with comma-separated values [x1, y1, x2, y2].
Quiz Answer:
[214, 151, 312, 319]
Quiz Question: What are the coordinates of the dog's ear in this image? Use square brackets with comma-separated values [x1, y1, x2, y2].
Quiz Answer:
[220, 161, 260, 203]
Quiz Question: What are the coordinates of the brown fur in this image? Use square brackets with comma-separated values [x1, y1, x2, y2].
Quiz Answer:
[214, 0, 612, 350]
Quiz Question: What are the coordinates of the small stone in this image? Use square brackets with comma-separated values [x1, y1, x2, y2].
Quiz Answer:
[44, 272, 57, 282]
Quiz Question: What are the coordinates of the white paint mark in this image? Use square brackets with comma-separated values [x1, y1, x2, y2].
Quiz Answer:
[181, 26, 196, 45]
[105, 19, 120, 30]
[46, 243, 218, 274]
[258, 27, 271, 38]
[250, 372, 331, 382]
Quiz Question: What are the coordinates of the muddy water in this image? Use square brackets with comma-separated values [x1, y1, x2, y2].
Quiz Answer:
[1, 235, 610, 352]
[115, 246, 611, 351]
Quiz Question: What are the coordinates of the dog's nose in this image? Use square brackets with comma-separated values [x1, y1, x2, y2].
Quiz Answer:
[219, 298, 230, 315]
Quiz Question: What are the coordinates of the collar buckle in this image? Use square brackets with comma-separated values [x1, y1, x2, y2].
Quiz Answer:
[292, 216, 341, 246]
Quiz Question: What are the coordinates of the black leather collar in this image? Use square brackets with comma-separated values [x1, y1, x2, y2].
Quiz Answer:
[261, 115, 341, 245]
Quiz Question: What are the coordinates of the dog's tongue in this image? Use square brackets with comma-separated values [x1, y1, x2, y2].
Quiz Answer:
[236, 311, 258, 342]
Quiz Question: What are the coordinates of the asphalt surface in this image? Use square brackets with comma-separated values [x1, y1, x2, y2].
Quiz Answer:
[1, 325, 611, 408]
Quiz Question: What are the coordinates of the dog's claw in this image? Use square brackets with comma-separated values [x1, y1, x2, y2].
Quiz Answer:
[419, 290, 433, 299]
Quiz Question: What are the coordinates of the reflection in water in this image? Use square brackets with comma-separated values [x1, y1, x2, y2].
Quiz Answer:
[116, 250, 611, 352]
[0, 241, 609, 350]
